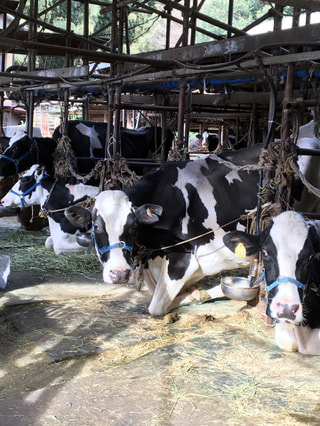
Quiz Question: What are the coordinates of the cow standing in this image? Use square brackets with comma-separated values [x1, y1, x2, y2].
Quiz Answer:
[223, 211, 320, 355]
[1, 165, 99, 254]
[0, 121, 174, 181]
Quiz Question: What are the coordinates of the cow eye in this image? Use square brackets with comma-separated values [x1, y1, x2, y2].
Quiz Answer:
[261, 248, 269, 258]
[94, 222, 102, 233]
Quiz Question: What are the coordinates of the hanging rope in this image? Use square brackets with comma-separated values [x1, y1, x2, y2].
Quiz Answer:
[53, 134, 138, 189]
[103, 153, 139, 190]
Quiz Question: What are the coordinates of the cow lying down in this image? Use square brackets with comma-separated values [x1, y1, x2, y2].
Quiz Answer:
[65, 154, 260, 316]
[64, 148, 320, 354]
[1, 165, 99, 254]
[224, 211, 320, 355]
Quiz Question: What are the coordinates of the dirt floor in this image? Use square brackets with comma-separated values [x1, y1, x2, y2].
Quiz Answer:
[0, 218, 320, 425]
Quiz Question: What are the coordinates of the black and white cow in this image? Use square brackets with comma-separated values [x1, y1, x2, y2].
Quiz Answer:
[0, 133, 57, 179]
[1, 165, 99, 254]
[65, 154, 260, 316]
[223, 211, 320, 355]
[0, 121, 174, 180]
[52, 120, 174, 175]
[201, 131, 238, 151]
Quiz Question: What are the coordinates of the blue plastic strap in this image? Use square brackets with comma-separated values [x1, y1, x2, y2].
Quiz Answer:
[9, 174, 50, 209]
[0, 151, 32, 173]
[98, 241, 133, 256]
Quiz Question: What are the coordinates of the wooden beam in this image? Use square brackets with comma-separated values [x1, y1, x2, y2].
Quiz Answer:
[261, 0, 320, 11]
[128, 22, 320, 66]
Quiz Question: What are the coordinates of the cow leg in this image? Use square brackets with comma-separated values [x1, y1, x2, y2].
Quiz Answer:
[169, 283, 224, 310]
[147, 255, 203, 316]
[274, 323, 298, 352]
[291, 326, 320, 355]
[45, 236, 53, 250]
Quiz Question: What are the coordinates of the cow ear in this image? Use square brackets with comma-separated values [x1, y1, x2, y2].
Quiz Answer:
[223, 231, 260, 257]
[64, 205, 92, 232]
[135, 204, 163, 224]
[35, 165, 45, 179]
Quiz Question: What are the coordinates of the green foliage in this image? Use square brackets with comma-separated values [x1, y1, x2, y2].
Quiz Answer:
[198, 0, 269, 42]
[19, 0, 272, 58]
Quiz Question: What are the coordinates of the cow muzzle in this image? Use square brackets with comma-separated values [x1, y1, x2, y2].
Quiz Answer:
[108, 267, 132, 284]
[266, 277, 305, 324]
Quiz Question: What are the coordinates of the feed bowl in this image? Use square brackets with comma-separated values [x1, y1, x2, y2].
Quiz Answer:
[221, 276, 260, 301]
[76, 232, 92, 247]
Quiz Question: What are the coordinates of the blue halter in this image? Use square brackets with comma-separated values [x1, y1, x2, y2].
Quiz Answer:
[98, 241, 133, 256]
[0, 151, 32, 174]
[262, 271, 306, 303]
[90, 229, 133, 264]
[9, 173, 50, 209]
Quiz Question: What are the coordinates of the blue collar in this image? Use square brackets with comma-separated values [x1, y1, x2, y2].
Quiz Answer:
[10, 173, 50, 209]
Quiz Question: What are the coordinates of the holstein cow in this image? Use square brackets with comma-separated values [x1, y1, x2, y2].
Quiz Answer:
[65, 154, 260, 316]
[223, 211, 320, 355]
[1, 165, 99, 254]
[0, 121, 174, 180]
[52, 120, 174, 175]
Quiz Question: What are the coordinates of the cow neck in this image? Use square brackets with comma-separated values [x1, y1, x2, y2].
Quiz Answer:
[41, 179, 59, 213]
[30, 138, 39, 163]
[0, 136, 38, 174]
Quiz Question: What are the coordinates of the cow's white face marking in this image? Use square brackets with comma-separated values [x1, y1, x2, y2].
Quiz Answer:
[270, 212, 308, 278]
[94, 191, 134, 281]
[269, 212, 309, 323]
[2, 165, 46, 207]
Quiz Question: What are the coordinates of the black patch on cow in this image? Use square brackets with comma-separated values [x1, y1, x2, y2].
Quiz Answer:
[185, 183, 214, 246]
[295, 233, 316, 285]
[302, 288, 320, 328]
[41, 178, 81, 234]
[167, 252, 192, 281]
[18, 172, 37, 196]
[201, 157, 259, 231]
[93, 214, 110, 262]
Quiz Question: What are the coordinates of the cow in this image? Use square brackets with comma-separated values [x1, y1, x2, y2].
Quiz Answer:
[223, 210, 320, 355]
[52, 120, 174, 175]
[0, 133, 57, 180]
[1, 165, 99, 255]
[201, 131, 239, 151]
[64, 154, 260, 316]
[0, 121, 174, 181]
[64, 130, 320, 317]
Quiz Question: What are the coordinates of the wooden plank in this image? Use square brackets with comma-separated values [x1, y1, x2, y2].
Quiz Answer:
[261, 0, 320, 11]
[127, 23, 320, 67]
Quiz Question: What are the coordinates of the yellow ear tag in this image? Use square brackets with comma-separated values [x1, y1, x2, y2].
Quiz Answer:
[235, 242, 246, 258]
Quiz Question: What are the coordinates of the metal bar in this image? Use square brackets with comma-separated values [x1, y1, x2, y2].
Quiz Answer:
[0, 37, 176, 68]
[260, 0, 320, 11]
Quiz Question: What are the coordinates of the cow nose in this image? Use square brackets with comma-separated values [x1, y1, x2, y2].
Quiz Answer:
[275, 301, 300, 321]
[109, 267, 132, 284]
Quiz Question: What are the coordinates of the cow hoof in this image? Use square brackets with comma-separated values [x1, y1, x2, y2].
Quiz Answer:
[188, 285, 212, 304]
[163, 312, 180, 324]
[45, 236, 53, 250]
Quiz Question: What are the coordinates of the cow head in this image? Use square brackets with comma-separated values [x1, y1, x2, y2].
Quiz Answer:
[1, 164, 48, 208]
[65, 190, 163, 284]
[0, 134, 38, 179]
[223, 211, 320, 325]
